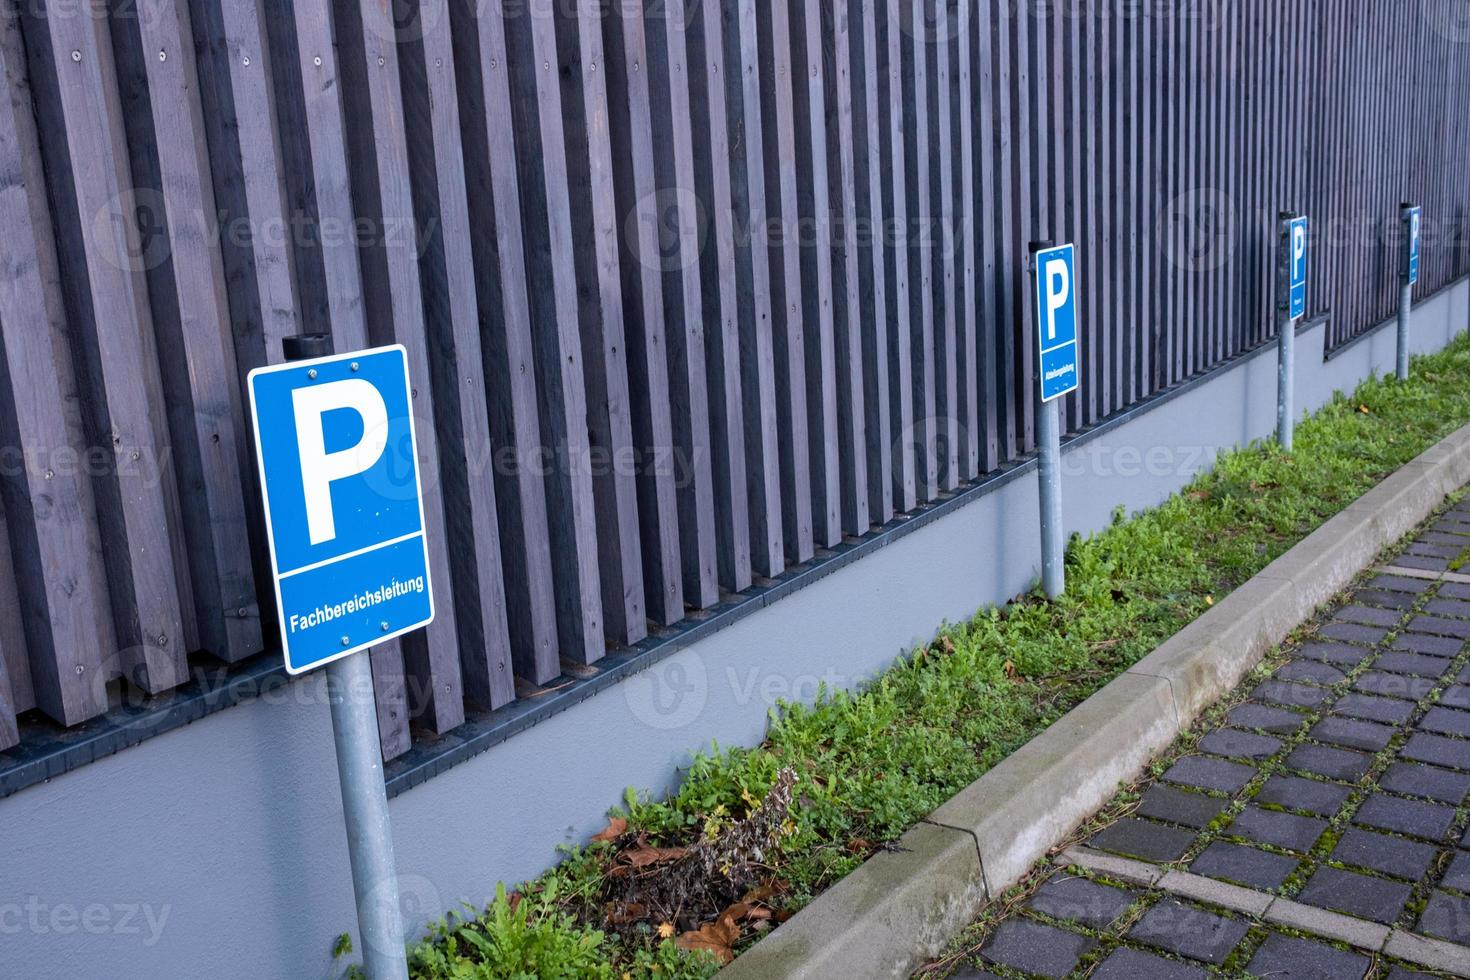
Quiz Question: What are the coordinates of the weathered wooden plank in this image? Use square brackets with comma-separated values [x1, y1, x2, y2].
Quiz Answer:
[722, 0, 785, 576]
[0, 14, 111, 726]
[331, 0, 467, 728]
[22, 1, 191, 705]
[448, 0, 563, 684]
[825, 0, 870, 533]
[685, 0, 754, 589]
[551, 0, 648, 643]
[113, 0, 261, 664]
[905, 0, 937, 494]
[604, 0, 689, 619]
[398, 0, 517, 710]
[0, 499, 23, 749]
[643, 0, 720, 607]
[955, 0, 980, 478]
[496, 0, 609, 659]
[972, 0, 999, 464]
[853, 0, 894, 521]
[753, 0, 817, 559]
[930, 0, 959, 490]
[792, 0, 841, 546]
[989, 0, 1018, 458]
[878, 0, 916, 510]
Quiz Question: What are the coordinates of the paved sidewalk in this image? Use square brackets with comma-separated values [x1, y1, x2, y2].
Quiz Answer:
[923, 494, 1470, 978]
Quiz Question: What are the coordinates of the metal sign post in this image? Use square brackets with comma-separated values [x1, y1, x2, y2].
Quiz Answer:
[250, 333, 417, 980]
[1030, 241, 1080, 600]
[1277, 213, 1308, 451]
[1398, 204, 1421, 381]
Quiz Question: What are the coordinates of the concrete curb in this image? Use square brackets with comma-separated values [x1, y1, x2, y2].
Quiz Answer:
[721, 422, 1470, 979]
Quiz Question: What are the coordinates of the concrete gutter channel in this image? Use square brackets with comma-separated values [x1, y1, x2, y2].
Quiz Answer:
[721, 422, 1470, 979]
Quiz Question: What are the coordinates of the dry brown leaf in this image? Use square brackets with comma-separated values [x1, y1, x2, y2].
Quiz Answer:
[847, 838, 873, 854]
[622, 845, 689, 868]
[592, 817, 627, 842]
[746, 907, 773, 921]
[1003, 660, 1020, 681]
[1188, 490, 1211, 502]
[676, 920, 738, 964]
[656, 922, 675, 940]
[1359, 404, 1371, 414]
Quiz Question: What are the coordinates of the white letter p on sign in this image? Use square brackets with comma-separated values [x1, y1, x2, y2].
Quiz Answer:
[1044, 258, 1070, 341]
[292, 379, 389, 545]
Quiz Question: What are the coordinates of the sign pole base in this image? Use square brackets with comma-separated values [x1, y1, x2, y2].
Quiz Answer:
[1397, 283, 1412, 381]
[1037, 394, 1065, 599]
[327, 652, 409, 980]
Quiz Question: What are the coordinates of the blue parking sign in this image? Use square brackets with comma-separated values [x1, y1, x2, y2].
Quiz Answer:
[247, 345, 435, 674]
[1034, 243, 1080, 401]
[1287, 216, 1309, 321]
[1405, 206, 1422, 286]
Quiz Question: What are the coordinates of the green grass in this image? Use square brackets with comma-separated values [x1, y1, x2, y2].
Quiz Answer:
[352, 335, 1470, 979]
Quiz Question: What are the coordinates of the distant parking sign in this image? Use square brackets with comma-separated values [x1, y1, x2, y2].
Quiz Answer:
[1034, 243, 1080, 401]
[1405, 205, 1422, 286]
[248, 345, 434, 674]
[1287, 216, 1309, 321]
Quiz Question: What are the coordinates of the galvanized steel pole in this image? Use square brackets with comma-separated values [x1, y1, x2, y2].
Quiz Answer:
[1277, 213, 1297, 452]
[1397, 203, 1416, 381]
[1030, 241, 1065, 599]
[283, 333, 409, 980]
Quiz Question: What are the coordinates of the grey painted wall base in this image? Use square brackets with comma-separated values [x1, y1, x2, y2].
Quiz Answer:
[1, 282, 1465, 980]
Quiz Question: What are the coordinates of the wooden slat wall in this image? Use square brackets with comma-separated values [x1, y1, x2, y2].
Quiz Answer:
[0, 0, 1468, 762]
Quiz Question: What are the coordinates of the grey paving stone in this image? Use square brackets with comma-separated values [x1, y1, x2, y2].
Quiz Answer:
[1273, 660, 1347, 686]
[1330, 827, 1437, 880]
[1372, 574, 1438, 593]
[1430, 519, 1470, 537]
[1160, 755, 1256, 793]
[1354, 793, 1458, 840]
[1198, 728, 1282, 761]
[1396, 554, 1453, 572]
[1420, 531, 1470, 548]
[1402, 732, 1470, 772]
[1335, 604, 1403, 628]
[1188, 841, 1298, 889]
[1127, 898, 1248, 965]
[1438, 850, 1470, 892]
[1089, 818, 1197, 862]
[1089, 947, 1207, 980]
[1296, 865, 1412, 923]
[1246, 931, 1372, 979]
[979, 919, 1096, 978]
[1417, 890, 1470, 944]
[1310, 715, 1396, 752]
[1226, 701, 1309, 735]
[1385, 968, 1440, 980]
[945, 969, 1002, 980]
[1255, 774, 1352, 816]
[1438, 683, 1470, 709]
[1285, 743, 1373, 781]
[1254, 680, 1334, 710]
[1378, 761, 1470, 804]
[1427, 597, 1470, 620]
[1354, 671, 1436, 701]
[1292, 642, 1376, 667]
[1354, 589, 1419, 610]
[1393, 632, 1464, 657]
[1374, 652, 1456, 678]
[1459, 665, 1470, 683]
[1227, 805, 1326, 852]
[1320, 622, 1393, 645]
[1409, 542, 1463, 560]
[1441, 582, 1470, 599]
[1136, 785, 1229, 829]
[1333, 692, 1417, 725]
[1419, 706, 1470, 738]
[1028, 873, 1137, 926]
[1411, 614, 1470, 638]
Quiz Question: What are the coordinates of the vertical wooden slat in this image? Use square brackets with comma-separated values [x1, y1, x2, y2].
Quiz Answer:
[0, 499, 23, 749]
[793, 0, 842, 546]
[852, 0, 894, 522]
[604, 0, 689, 620]
[752, 0, 816, 560]
[398, 0, 516, 710]
[113, 0, 261, 664]
[906, 0, 937, 495]
[930, 0, 958, 489]
[956, 0, 981, 477]
[497, 0, 608, 660]
[725, 0, 785, 575]
[449, 0, 563, 684]
[826, 0, 870, 532]
[644, 0, 720, 606]
[332, 0, 468, 729]
[23, 0, 190, 707]
[686, 0, 754, 588]
[551, 0, 648, 644]
[970, 0, 1001, 470]
[879, 0, 917, 509]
